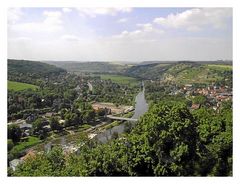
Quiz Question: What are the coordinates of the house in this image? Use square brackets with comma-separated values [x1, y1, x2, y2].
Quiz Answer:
[20, 150, 36, 161]
[15, 119, 26, 125]
[20, 123, 32, 137]
[26, 114, 35, 122]
[43, 125, 51, 132]
[59, 119, 65, 125]
[183, 84, 193, 90]
[88, 133, 97, 139]
[191, 104, 200, 110]
[74, 85, 81, 91]
[45, 112, 54, 118]
[9, 159, 22, 171]
[19, 123, 32, 130]
[124, 106, 134, 113]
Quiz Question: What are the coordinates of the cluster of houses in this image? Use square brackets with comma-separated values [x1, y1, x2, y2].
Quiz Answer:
[8, 112, 66, 138]
[177, 84, 232, 110]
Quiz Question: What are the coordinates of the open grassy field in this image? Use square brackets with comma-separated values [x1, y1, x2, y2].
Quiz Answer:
[207, 64, 232, 71]
[9, 136, 42, 156]
[8, 81, 38, 91]
[100, 74, 139, 85]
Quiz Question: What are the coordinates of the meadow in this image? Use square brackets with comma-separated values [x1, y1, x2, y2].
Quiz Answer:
[100, 74, 139, 85]
[8, 81, 38, 91]
[207, 64, 232, 71]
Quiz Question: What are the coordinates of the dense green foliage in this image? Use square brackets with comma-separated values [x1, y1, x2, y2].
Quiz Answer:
[8, 73, 81, 120]
[8, 81, 38, 91]
[12, 102, 232, 176]
[192, 105, 232, 176]
[88, 76, 139, 106]
[8, 124, 22, 143]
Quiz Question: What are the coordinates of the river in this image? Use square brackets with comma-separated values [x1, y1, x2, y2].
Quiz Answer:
[95, 84, 148, 143]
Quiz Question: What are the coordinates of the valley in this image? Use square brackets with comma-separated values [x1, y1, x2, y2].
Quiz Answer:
[7, 59, 232, 176]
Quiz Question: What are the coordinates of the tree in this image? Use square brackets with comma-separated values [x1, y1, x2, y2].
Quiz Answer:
[193, 106, 232, 176]
[129, 102, 198, 176]
[8, 139, 14, 151]
[64, 112, 80, 127]
[192, 95, 206, 105]
[32, 118, 44, 134]
[111, 132, 119, 140]
[46, 146, 66, 175]
[8, 124, 22, 143]
[50, 117, 62, 132]
[10, 101, 232, 176]
[82, 110, 95, 123]
[13, 153, 52, 176]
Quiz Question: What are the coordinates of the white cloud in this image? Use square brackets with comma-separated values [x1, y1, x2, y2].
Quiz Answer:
[8, 8, 23, 24]
[117, 18, 128, 23]
[61, 34, 80, 42]
[7, 8, 232, 61]
[76, 8, 132, 17]
[153, 8, 232, 31]
[62, 8, 72, 13]
[113, 23, 164, 41]
[14, 37, 32, 42]
[8, 35, 232, 61]
[43, 11, 62, 25]
[9, 10, 63, 33]
[136, 23, 155, 32]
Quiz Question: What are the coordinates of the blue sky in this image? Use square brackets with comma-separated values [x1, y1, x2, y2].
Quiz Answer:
[8, 7, 232, 61]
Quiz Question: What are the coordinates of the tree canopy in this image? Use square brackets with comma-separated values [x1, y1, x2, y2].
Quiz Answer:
[11, 102, 232, 176]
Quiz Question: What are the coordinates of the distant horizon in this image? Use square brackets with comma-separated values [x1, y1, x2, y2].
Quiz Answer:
[8, 8, 232, 61]
[8, 58, 233, 63]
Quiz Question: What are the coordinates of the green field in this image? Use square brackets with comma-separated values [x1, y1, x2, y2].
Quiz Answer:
[100, 74, 139, 85]
[207, 64, 232, 71]
[9, 136, 42, 158]
[8, 81, 38, 91]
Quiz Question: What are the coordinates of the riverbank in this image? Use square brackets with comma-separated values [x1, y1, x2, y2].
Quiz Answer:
[94, 85, 148, 143]
[11, 82, 148, 162]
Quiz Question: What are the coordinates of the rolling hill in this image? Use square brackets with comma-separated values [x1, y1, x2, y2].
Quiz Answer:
[44, 61, 131, 74]
[8, 59, 66, 84]
[125, 61, 232, 84]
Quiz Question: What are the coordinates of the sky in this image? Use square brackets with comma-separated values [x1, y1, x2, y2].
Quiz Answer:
[7, 7, 232, 62]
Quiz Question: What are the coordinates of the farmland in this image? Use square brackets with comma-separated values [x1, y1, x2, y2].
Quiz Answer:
[159, 63, 232, 84]
[100, 74, 139, 85]
[8, 81, 38, 91]
[207, 64, 233, 71]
